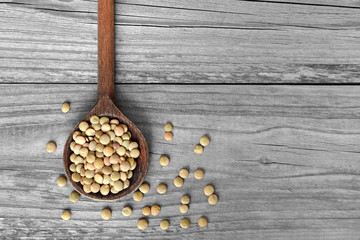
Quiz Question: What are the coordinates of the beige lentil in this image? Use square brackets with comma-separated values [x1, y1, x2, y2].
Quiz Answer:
[194, 145, 204, 154]
[157, 184, 167, 194]
[160, 219, 170, 230]
[174, 176, 184, 188]
[69, 191, 80, 203]
[139, 183, 150, 194]
[57, 176, 67, 187]
[133, 191, 143, 201]
[179, 168, 189, 179]
[208, 194, 218, 205]
[159, 155, 170, 166]
[198, 217, 208, 227]
[194, 169, 204, 180]
[204, 185, 215, 196]
[164, 132, 173, 141]
[142, 206, 151, 216]
[137, 219, 148, 230]
[181, 195, 190, 204]
[179, 204, 189, 214]
[101, 208, 112, 220]
[46, 142, 56, 153]
[164, 123, 173, 132]
[61, 102, 70, 113]
[180, 218, 190, 229]
[122, 206, 132, 217]
[61, 210, 71, 220]
[151, 205, 161, 216]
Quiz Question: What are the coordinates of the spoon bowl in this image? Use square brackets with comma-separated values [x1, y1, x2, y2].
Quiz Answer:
[63, 97, 149, 201]
[63, 0, 149, 201]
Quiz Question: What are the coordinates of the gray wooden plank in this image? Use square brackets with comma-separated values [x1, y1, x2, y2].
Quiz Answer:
[0, 84, 360, 239]
[0, 0, 359, 84]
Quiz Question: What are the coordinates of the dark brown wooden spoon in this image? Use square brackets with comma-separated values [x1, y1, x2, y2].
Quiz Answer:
[63, 0, 149, 201]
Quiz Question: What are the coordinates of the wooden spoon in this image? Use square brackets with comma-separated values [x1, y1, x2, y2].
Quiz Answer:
[63, 0, 149, 201]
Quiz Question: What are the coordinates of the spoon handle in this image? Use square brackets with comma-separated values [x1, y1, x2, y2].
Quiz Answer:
[98, 0, 115, 101]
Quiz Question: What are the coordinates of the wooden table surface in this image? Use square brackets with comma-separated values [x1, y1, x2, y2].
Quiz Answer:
[1, 1, 360, 239]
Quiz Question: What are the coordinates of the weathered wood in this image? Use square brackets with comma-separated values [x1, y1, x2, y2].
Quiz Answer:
[0, 0, 359, 83]
[1, 84, 360, 239]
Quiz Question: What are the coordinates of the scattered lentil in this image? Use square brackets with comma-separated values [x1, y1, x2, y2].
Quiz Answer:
[69, 191, 80, 203]
[151, 205, 161, 216]
[179, 204, 189, 214]
[157, 184, 167, 194]
[208, 194, 218, 205]
[181, 195, 190, 204]
[142, 206, 151, 216]
[199, 136, 210, 147]
[164, 132, 173, 141]
[160, 219, 170, 230]
[133, 191, 143, 201]
[61, 210, 71, 220]
[100, 184, 110, 195]
[204, 185, 215, 196]
[139, 183, 150, 194]
[61, 102, 70, 113]
[198, 217, 208, 227]
[194, 169, 204, 180]
[101, 208, 112, 220]
[174, 176, 184, 188]
[57, 176, 67, 187]
[180, 218, 190, 229]
[46, 142, 56, 153]
[159, 155, 170, 166]
[122, 206, 133, 216]
[179, 168, 189, 179]
[194, 144, 204, 154]
[164, 123, 173, 132]
[137, 219, 148, 230]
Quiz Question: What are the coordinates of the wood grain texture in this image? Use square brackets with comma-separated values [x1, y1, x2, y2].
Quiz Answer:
[0, 0, 359, 83]
[1, 84, 360, 239]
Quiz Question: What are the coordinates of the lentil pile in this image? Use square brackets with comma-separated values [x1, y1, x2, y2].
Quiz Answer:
[68, 115, 139, 196]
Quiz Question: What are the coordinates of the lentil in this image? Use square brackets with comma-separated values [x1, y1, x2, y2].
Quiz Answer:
[198, 217, 208, 227]
[181, 195, 190, 204]
[69, 191, 80, 203]
[199, 136, 210, 147]
[179, 204, 189, 214]
[101, 208, 112, 220]
[208, 194, 218, 205]
[204, 185, 215, 196]
[194, 169, 204, 180]
[159, 155, 170, 166]
[179, 168, 189, 179]
[160, 219, 170, 230]
[164, 132, 173, 141]
[139, 183, 150, 194]
[194, 144, 204, 154]
[142, 206, 151, 216]
[57, 176, 67, 187]
[157, 184, 167, 194]
[180, 218, 190, 229]
[61, 102, 70, 113]
[137, 219, 148, 230]
[164, 122, 173, 132]
[133, 191, 143, 201]
[46, 142, 56, 153]
[100, 184, 110, 195]
[151, 205, 161, 216]
[174, 176, 184, 188]
[61, 210, 71, 220]
[122, 206, 132, 216]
